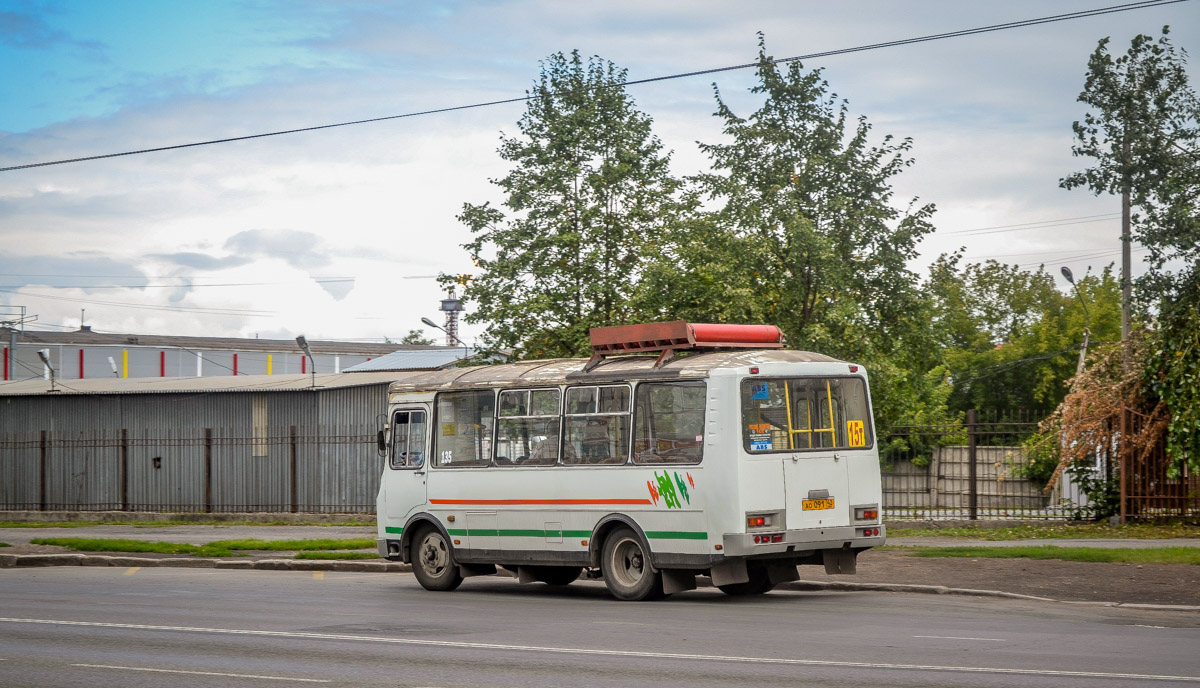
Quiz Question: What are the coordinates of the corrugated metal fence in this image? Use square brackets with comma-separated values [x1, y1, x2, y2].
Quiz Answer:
[0, 425, 380, 513]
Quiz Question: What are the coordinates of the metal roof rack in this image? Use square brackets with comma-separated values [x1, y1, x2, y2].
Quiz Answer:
[584, 321, 783, 371]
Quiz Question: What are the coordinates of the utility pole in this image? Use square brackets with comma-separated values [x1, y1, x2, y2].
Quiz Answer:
[1121, 138, 1132, 345]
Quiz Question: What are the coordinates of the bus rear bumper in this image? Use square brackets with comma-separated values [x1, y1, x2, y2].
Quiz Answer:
[721, 524, 886, 557]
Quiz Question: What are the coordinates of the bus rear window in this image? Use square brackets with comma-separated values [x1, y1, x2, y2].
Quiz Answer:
[741, 377, 873, 452]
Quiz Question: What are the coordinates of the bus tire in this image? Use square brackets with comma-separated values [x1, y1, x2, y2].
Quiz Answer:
[411, 526, 463, 592]
[528, 565, 583, 586]
[600, 527, 665, 601]
[716, 561, 775, 596]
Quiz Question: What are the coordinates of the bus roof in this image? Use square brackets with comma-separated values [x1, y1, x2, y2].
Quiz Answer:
[386, 349, 843, 393]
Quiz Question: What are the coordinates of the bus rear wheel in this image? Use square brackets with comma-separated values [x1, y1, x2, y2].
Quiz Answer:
[411, 526, 463, 592]
[601, 527, 665, 601]
[716, 561, 775, 596]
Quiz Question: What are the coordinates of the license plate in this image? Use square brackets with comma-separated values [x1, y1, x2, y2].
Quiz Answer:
[802, 498, 835, 511]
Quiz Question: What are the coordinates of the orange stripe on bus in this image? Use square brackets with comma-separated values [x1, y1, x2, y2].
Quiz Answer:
[429, 498, 653, 506]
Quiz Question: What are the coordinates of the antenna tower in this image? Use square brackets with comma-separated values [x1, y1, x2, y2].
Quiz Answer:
[439, 290, 464, 347]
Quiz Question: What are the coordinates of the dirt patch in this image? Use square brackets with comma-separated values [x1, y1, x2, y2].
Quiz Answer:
[833, 548, 1200, 606]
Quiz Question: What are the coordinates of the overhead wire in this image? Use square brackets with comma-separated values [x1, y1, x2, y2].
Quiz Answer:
[0, 0, 1187, 173]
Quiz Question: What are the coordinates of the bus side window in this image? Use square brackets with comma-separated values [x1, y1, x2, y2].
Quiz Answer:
[495, 388, 562, 466]
[632, 381, 705, 465]
[433, 390, 494, 467]
[564, 384, 631, 465]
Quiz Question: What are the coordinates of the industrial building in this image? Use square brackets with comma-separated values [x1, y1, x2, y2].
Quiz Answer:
[0, 346, 477, 514]
[0, 325, 441, 382]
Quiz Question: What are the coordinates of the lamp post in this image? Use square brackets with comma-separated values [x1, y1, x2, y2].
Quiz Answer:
[421, 318, 470, 361]
[1061, 267, 1091, 376]
[295, 335, 316, 388]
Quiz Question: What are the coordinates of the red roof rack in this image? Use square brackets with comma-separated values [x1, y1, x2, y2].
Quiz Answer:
[584, 321, 783, 371]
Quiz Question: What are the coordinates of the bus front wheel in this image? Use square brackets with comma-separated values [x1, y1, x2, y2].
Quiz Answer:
[411, 526, 463, 592]
[600, 527, 665, 601]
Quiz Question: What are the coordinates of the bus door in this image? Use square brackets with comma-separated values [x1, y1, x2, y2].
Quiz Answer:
[743, 377, 857, 531]
[384, 406, 430, 522]
[781, 378, 860, 531]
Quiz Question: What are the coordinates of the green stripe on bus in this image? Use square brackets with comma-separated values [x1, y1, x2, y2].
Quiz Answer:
[645, 530, 708, 540]
[434, 528, 706, 540]
[384, 526, 403, 535]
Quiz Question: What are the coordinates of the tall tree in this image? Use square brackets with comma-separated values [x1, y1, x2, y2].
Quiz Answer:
[1061, 27, 1200, 470]
[1060, 26, 1200, 327]
[639, 37, 942, 432]
[452, 51, 680, 358]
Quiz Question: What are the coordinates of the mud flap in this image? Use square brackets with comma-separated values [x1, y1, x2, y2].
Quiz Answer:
[459, 563, 497, 578]
[822, 548, 857, 575]
[661, 569, 697, 594]
[765, 560, 801, 584]
[709, 559, 749, 587]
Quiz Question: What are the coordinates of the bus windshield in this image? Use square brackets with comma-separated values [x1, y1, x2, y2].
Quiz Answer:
[740, 377, 873, 452]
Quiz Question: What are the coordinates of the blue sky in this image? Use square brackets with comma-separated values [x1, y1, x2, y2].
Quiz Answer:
[1, 0, 1197, 343]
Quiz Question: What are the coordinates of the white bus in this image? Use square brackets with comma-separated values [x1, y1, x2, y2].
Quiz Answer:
[376, 322, 884, 601]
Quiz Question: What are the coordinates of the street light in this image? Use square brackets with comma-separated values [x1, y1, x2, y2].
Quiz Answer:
[295, 335, 316, 388]
[420, 318, 470, 361]
[1061, 267, 1091, 376]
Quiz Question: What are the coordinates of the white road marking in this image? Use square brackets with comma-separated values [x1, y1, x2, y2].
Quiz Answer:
[3, 617, 1197, 683]
[914, 635, 1007, 642]
[71, 663, 329, 682]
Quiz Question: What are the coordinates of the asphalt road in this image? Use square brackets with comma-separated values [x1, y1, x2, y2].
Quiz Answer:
[1, 566, 1198, 687]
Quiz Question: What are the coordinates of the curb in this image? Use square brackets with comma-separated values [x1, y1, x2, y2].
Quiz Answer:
[2, 554, 1197, 611]
[0, 553, 410, 573]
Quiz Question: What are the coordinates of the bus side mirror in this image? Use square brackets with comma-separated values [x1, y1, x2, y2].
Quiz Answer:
[377, 430, 387, 454]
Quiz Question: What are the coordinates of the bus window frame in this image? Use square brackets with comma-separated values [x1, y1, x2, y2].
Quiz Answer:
[494, 387, 563, 467]
[632, 379, 707, 466]
[388, 408, 428, 470]
[740, 375, 875, 454]
[562, 383, 632, 466]
[431, 388, 497, 469]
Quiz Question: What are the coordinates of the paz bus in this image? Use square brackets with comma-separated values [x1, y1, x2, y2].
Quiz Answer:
[375, 321, 884, 601]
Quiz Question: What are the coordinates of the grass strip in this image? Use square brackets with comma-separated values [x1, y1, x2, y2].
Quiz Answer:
[897, 545, 1200, 565]
[294, 552, 379, 560]
[30, 537, 374, 557]
[205, 538, 375, 552]
[1, 519, 374, 529]
[888, 523, 1200, 541]
[0, 542, 9, 547]
[30, 537, 236, 557]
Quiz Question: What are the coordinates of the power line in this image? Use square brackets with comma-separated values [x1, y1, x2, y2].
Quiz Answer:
[0, 0, 1187, 173]
[0, 279, 356, 290]
[941, 213, 1120, 237]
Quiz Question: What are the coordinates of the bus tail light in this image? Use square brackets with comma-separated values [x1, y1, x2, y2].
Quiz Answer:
[854, 506, 879, 521]
[753, 533, 783, 544]
[748, 516, 766, 528]
[859, 527, 880, 537]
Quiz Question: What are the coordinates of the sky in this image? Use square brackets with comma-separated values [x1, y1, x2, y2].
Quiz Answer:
[1, 0, 1197, 347]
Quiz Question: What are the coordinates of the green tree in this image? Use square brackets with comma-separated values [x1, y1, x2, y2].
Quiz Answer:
[638, 37, 943, 433]
[1062, 27, 1200, 470]
[452, 51, 681, 358]
[1060, 25, 1200, 310]
[928, 257, 1122, 416]
[398, 329, 435, 346]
